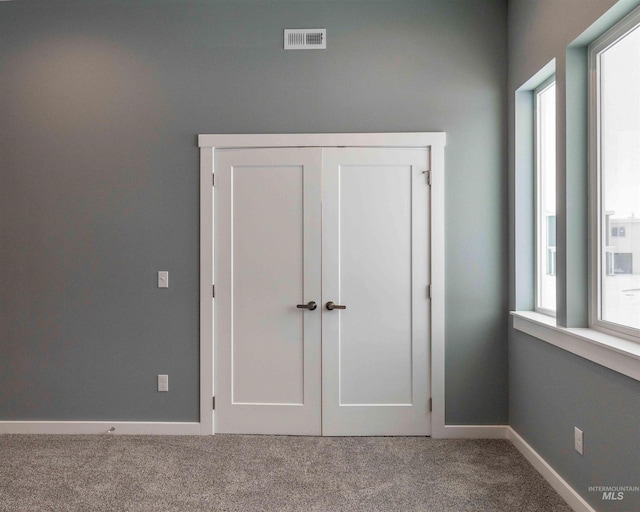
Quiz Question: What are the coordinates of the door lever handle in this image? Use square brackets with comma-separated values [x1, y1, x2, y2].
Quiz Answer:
[325, 301, 346, 311]
[296, 301, 317, 311]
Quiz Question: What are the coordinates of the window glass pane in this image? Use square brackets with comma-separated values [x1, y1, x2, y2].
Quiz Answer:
[599, 25, 640, 331]
[537, 82, 556, 312]
[547, 215, 556, 276]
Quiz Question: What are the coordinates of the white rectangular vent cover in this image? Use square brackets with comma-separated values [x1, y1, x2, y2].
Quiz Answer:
[284, 29, 326, 50]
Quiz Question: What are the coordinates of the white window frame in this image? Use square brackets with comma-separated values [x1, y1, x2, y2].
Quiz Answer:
[589, 5, 640, 343]
[534, 76, 557, 316]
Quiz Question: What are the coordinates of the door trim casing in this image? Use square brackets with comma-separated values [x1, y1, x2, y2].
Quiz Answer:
[198, 133, 446, 436]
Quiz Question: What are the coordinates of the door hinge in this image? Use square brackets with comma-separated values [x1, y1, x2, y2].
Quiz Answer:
[427, 284, 432, 299]
[212, 396, 215, 410]
[422, 170, 431, 186]
[429, 398, 432, 412]
[212, 173, 215, 186]
[212, 284, 215, 297]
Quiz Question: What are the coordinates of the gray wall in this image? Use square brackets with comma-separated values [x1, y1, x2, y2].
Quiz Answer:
[508, 0, 640, 509]
[0, 0, 508, 423]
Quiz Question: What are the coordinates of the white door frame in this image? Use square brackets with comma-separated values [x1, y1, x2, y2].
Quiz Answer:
[198, 133, 446, 436]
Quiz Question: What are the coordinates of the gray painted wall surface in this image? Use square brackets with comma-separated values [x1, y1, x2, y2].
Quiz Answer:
[510, 328, 640, 511]
[509, 0, 640, 509]
[508, 0, 617, 88]
[0, 1, 508, 423]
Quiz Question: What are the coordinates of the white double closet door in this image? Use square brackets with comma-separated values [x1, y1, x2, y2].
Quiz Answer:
[214, 146, 430, 436]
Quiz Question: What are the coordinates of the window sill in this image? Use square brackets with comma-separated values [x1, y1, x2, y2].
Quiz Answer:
[511, 311, 640, 382]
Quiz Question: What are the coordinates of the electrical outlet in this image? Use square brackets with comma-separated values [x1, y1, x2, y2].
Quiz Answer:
[158, 374, 169, 392]
[574, 427, 584, 455]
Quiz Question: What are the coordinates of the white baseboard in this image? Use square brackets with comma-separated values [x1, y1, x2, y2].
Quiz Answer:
[508, 427, 596, 512]
[432, 424, 509, 439]
[0, 421, 202, 435]
[0, 421, 505, 438]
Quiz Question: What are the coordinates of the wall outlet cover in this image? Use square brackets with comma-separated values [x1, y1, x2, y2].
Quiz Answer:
[574, 426, 584, 455]
[158, 271, 169, 288]
[158, 374, 169, 392]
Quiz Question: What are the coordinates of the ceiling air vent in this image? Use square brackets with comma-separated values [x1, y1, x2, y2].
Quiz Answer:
[284, 29, 326, 50]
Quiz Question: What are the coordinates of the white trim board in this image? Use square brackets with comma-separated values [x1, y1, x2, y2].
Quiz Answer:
[0, 421, 201, 435]
[199, 132, 446, 436]
[198, 132, 446, 149]
[199, 146, 214, 436]
[508, 427, 597, 512]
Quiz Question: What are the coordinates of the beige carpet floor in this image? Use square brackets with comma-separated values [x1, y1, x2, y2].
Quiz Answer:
[0, 435, 572, 511]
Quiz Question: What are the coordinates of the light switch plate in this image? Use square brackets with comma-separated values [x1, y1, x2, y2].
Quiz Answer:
[158, 374, 169, 392]
[158, 271, 169, 288]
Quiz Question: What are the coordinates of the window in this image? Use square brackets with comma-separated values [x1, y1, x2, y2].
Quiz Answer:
[535, 78, 556, 314]
[591, 6, 640, 337]
[512, 9, 640, 386]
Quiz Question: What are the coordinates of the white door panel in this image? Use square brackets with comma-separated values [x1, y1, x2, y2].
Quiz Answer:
[215, 146, 430, 436]
[232, 165, 304, 404]
[214, 148, 322, 435]
[322, 148, 430, 436]
[337, 163, 413, 405]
